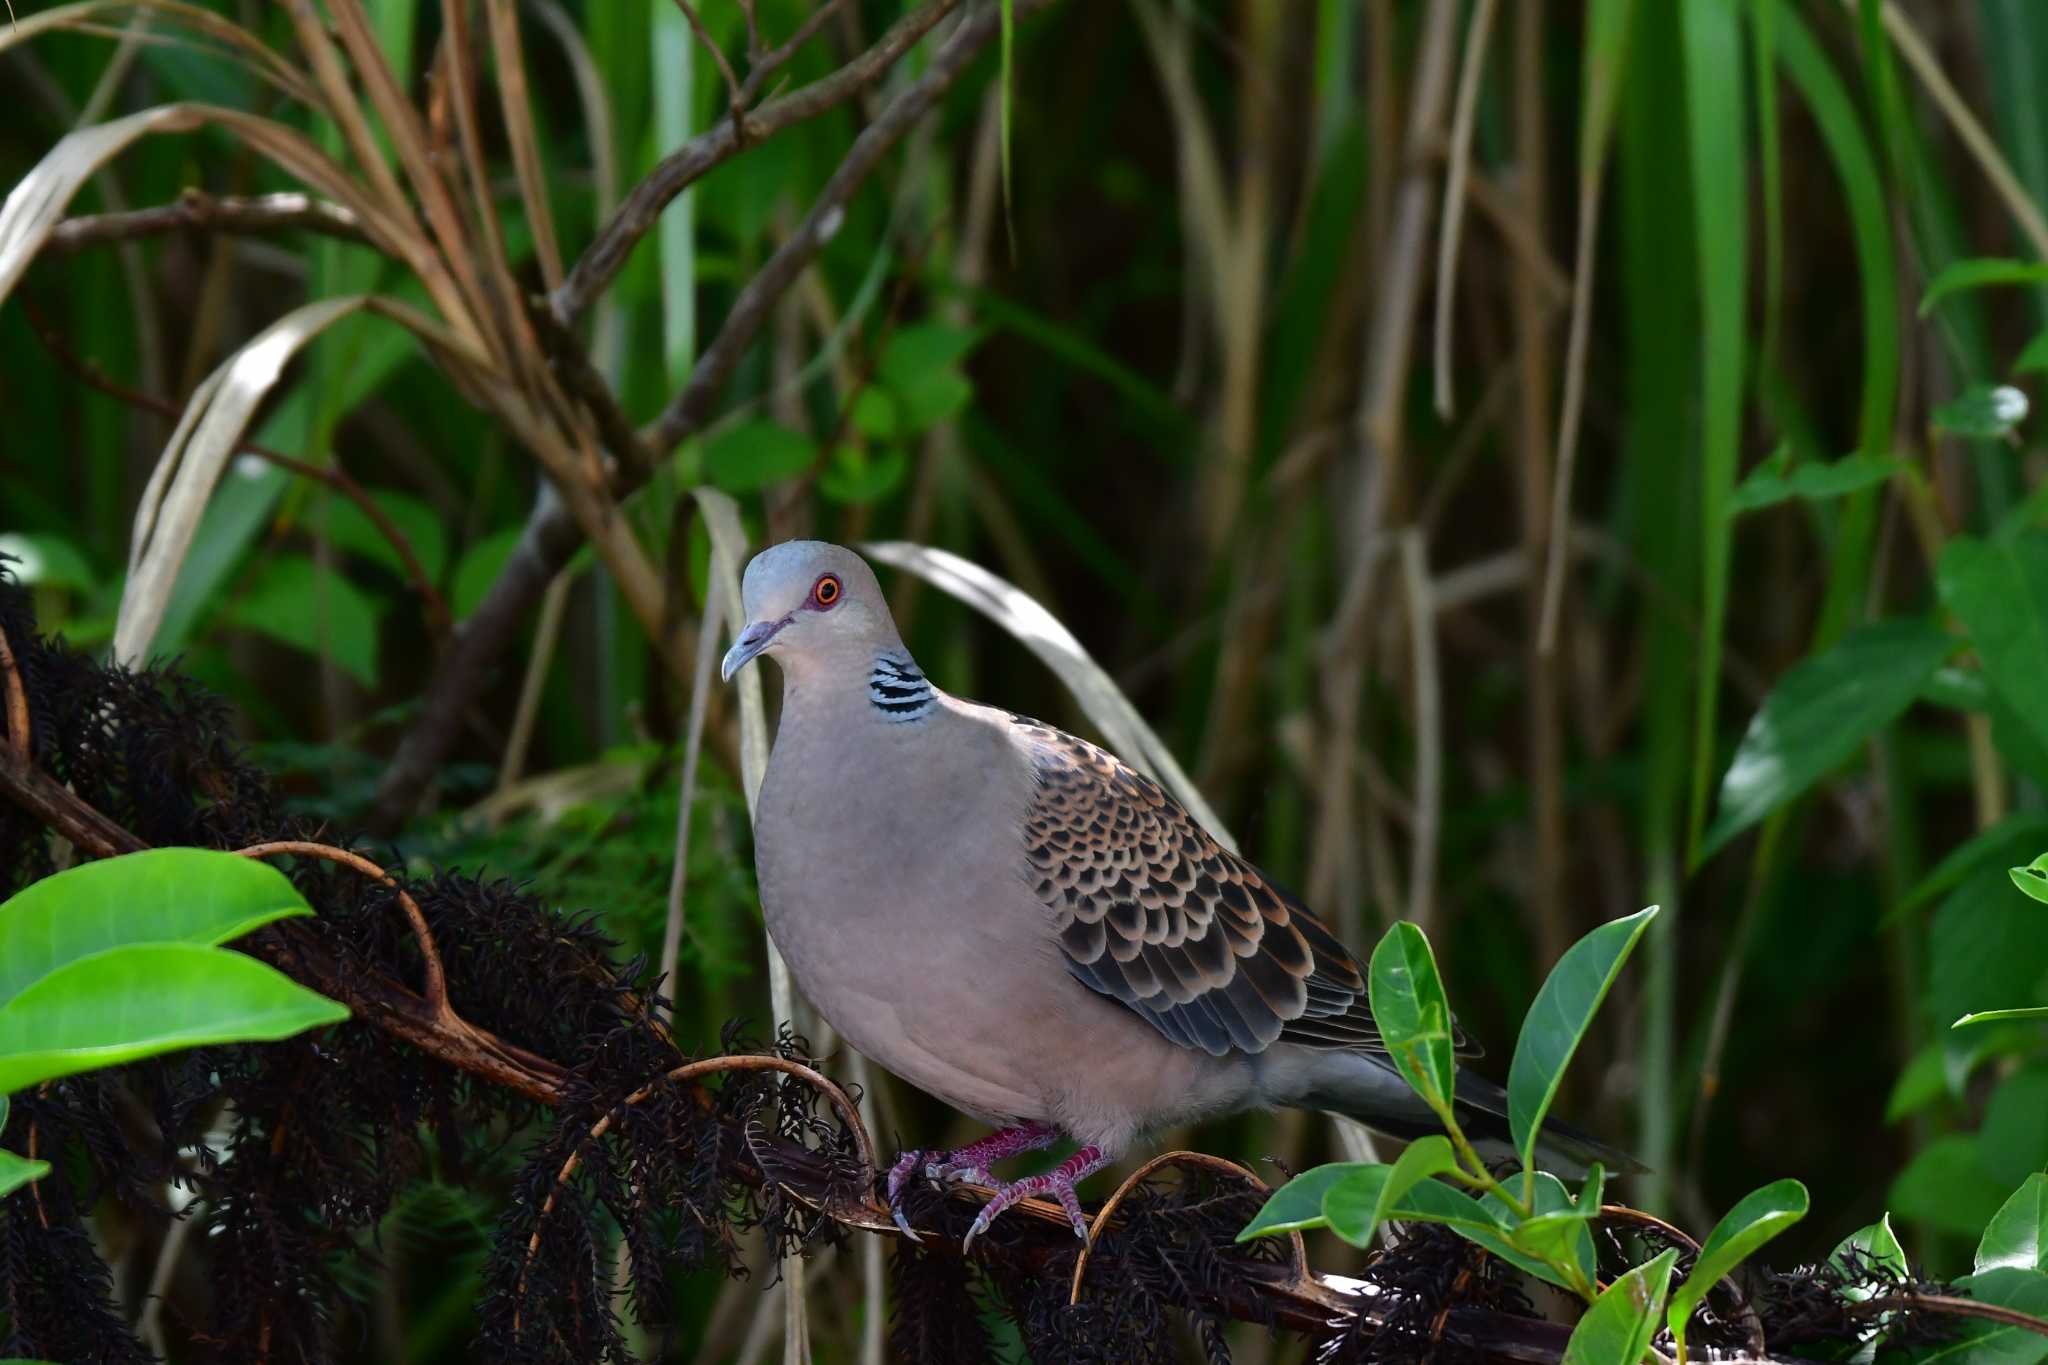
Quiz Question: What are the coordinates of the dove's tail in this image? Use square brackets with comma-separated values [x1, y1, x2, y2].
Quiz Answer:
[1279, 1050, 1646, 1178]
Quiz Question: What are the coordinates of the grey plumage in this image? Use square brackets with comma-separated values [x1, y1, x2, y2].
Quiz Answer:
[721, 540, 1633, 1239]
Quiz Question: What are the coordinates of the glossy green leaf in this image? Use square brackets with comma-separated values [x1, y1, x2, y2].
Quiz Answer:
[1321, 1136, 1458, 1250]
[1929, 1268, 2048, 1365]
[1889, 1136, 2015, 1239]
[0, 849, 313, 1008]
[1980, 1174, 2048, 1275]
[1943, 534, 2048, 753]
[0, 531, 94, 591]
[1933, 384, 2030, 439]
[1563, 1248, 1678, 1365]
[0, 942, 348, 1094]
[0, 1146, 48, 1198]
[1507, 906, 1659, 1172]
[2015, 853, 2048, 906]
[1920, 258, 2048, 314]
[1667, 1179, 1808, 1348]
[1957, 1009, 2048, 1028]
[1831, 1214, 1908, 1301]
[1237, 1161, 1377, 1241]
[1367, 921, 1457, 1112]
[1488, 1171, 1599, 1294]
[1728, 451, 1904, 515]
[1390, 1178, 1577, 1291]
[221, 554, 383, 688]
[704, 421, 817, 494]
[1702, 620, 1956, 857]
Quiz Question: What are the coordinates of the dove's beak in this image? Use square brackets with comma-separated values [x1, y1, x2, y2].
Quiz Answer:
[720, 615, 790, 681]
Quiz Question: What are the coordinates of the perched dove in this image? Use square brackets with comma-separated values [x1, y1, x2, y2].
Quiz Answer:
[722, 541, 1634, 1246]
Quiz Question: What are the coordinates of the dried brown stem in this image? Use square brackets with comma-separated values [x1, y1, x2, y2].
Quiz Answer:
[20, 299, 454, 637]
[1852, 1293, 2048, 1340]
[234, 841, 448, 1015]
[46, 189, 369, 252]
[548, 0, 959, 327]
[670, 0, 752, 143]
[0, 623, 28, 765]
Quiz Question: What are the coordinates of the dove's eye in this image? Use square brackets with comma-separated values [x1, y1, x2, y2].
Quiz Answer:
[812, 574, 842, 609]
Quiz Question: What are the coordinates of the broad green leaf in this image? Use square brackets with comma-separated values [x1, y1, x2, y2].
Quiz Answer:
[1563, 1248, 1679, 1365]
[1831, 1214, 1908, 1302]
[1702, 620, 1956, 857]
[451, 527, 523, 622]
[1980, 1174, 2048, 1275]
[0, 1147, 48, 1198]
[889, 369, 974, 433]
[2015, 854, 2048, 906]
[1885, 1042, 1949, 1122]
[1367, 922, 1456, 1112]
[0, 849, 312, 1008]
[1507, 906, 1659, 1172]
[0, 942, 348, 1094]
[1943, 533, 2048, 753]
[817, 446, 910, 505]
[1932, 1268, 2048, 1365]
[1933, 384, 2030, 439]
[1728, 451, 1904, 515]
[1487, 1171, 1598, 1294]
[221, 554, 382, 688]
[1382, 1178, 1581, 1293]
[0, 531, 94, 591]
[1238, 1161, 1377, 1241]
[1894, 815, 2048, 921]
[1921, 258, 2048, 314]
[1888, 1136, 2015, 1239]
[319, 487, 449, 585]
[1667, 1179, 1808, 1348]
[1321, 1136, 1458, 1250]
[877, 323, 982, 385]
[704, 421, 817, 494]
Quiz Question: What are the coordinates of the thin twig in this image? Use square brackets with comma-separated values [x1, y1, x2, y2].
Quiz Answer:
[738, 0, 848, 106]
[1431, 0, 1498, 418]
[0, 621, 29, 765]
[234, 841, 449, 1016]
[46, 189, 369, 252]
[1852, 1293, 2048, 1340]
[670, 0, 752, 142]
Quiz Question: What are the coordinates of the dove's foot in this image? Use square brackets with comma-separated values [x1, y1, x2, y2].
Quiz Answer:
[962, 1144, 1109, 1251]
[886, 1121, 1063, 1241]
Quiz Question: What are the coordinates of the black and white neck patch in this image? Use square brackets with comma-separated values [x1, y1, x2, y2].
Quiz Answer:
[868, 651, 936, 722]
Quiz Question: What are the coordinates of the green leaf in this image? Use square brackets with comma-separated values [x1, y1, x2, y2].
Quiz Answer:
[850, 388, 898, 440]
[318, 487, 449, 584]
[1385, 1177, 1582, 1292]
[1933, 384, 2030, 438]
[2016, 330, 2048, 376]
[1667, 1179, 1808, 1348]
[1831, 1214, 1908, 1303]
[1894, 815, 2048, 922]
[1941, 536, 2048, 757]
[1562, 1248, 1679, 1365]
[1920, 258, 2048, 314]
[1702, 620, 1956, 857]
[1934, 1268, 2048, 1365]
[1367, 922, 1457, 1112]
[1958, 1009, 2048, 1028]
[1982, 1066, 2048, 1186]
[1487, 1171, 1599, 1294]
[704, 421, 817, 494]
[1888, 1136, 2016, 1239]
[878, 323, 982, 385]
[451, 527, 523, 622]
[221, 555, 383, 689]
[0, 1147, 48, 1198]
[2015, 853, 2048, 906]
[1931, 851, 2048, 1040]
[1237, 1161, 1376, 1241]
[889, 369, 974, 433]
[1322, 1136, 1459, 1250]
[1885, 1042, 1950, 1122]
[1728, 451, 1904, 515]
[1507, 906, 1659, 1173]
[0, 942, 348, 1094]
[817, 446, 910, 505]
[0, 531, 95, 591]
[0, 849, 313, 1008]
[1980, 1173, 2048, 1275]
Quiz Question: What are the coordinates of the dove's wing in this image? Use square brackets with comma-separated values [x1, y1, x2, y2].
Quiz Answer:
[1010, 717, 1481, 1061]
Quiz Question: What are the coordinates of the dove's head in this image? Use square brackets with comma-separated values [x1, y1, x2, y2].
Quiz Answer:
[721, 540, 898, 681]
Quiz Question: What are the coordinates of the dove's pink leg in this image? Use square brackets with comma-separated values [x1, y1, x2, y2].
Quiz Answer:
[962, 1144, 1109, 1250]
[886, 1121, 1063, 1241]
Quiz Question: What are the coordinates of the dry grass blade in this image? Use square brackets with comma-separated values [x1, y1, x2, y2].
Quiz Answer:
[113, 295, 367, 665]
[487, 0, 564, 289]
[0, 1, 321, 105]
[1432, 0, 1499, 418]
[862, 539, 1239, 851]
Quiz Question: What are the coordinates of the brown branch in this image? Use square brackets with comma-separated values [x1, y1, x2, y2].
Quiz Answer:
[20, 299, 454, 637]
[46, 189, 369, 253]
[524, 295, 654, 473]
[235, 841, 449, 1015]
[644, 0, 1047, 456]
[737, 0, 848, 106]
[547, 0, 960, 327]
[1853, 1293, 2048, 1340]
[670, 0, 752, 145]
[0, 622, 28, 766]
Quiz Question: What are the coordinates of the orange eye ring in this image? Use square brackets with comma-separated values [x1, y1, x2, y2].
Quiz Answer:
[812, 573, 842, 608]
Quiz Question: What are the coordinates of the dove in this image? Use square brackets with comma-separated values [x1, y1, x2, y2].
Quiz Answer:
[721, 540, 1635, 1248]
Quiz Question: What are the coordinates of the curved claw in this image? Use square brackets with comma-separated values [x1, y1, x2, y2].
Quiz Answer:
[957, 1144, 1107, 1253]
[885, 1148, 926, 1244]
